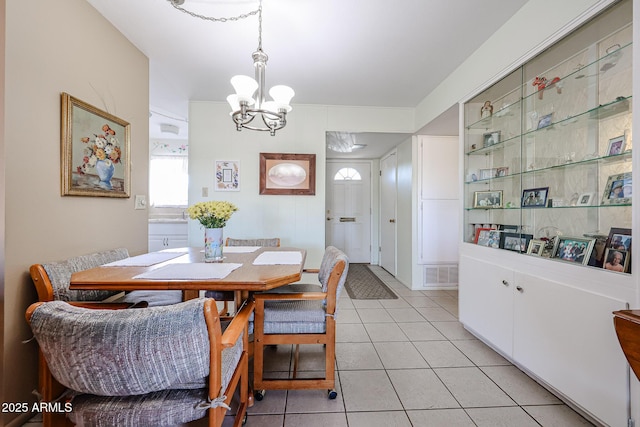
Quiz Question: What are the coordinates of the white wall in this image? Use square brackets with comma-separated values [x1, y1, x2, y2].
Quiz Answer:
[187, 102, 413, 267]
[4, 0, 150, 424]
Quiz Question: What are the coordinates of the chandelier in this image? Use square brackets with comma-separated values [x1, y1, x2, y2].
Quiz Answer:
[168, 0, 294, 136]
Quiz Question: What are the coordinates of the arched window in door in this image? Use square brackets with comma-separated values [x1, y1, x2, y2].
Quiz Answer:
[333, 167, 362, 181]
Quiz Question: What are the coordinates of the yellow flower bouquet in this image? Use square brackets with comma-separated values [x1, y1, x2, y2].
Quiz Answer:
[186, 201, 238, 229]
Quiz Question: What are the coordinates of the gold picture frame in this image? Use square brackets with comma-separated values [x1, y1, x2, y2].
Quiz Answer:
[61, 93, 130, 198]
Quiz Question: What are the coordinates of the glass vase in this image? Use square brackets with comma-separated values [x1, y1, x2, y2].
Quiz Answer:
[204, 227, 224, 262]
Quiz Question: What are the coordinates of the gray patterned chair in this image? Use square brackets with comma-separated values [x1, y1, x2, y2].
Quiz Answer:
[28, 248, 184, 426]
[206, 238, 280, 316]
[26, 298, 253, 427]
[252, 246, 349, 400]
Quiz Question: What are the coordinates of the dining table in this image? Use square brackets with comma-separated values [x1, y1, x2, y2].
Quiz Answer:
[70, 246, 307, 302]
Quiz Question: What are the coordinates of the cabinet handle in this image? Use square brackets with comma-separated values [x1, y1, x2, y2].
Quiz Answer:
[516, 286, 524, 293]
[502, 280, 509, 286]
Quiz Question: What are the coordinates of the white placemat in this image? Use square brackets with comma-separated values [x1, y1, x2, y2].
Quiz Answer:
[253, 251, 303, 265]
[223, 246, 261, 253]
[104, 251, 187, 267]
[133, 263, 243, 280]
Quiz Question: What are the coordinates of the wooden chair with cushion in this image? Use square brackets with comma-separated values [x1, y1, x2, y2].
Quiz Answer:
[26, 298, 253, 427]
[207, 238, 280, 316]
[29, 248, 184, 426]
[252, 246, 349, 400]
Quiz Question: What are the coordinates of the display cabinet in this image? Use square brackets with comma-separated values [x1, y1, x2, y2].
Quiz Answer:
[463, 15, 632, 273]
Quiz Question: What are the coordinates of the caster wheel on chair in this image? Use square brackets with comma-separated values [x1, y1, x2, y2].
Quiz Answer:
[254, 390, 266, 401]
[242, 413, 248, 425]
[328, 389, 337, 399]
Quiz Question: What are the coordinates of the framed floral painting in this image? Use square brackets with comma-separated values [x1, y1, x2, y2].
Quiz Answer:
[61, 92, 130, 197]
[215, 160, 240, 191]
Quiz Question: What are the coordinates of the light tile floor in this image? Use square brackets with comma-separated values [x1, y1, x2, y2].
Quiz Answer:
[24, 265, 595, 427]
[219, 265, 594, 427]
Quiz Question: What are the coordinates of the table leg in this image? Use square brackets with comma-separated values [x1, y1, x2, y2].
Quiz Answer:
[182, 290, 200, 301]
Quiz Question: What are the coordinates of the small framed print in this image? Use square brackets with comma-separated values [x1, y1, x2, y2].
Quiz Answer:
[606, 135, 626, 156]
[576, 192, 594, 206]
[603, 248, 629, 273]
[476, 229, 500, 248]
[499, 232, 533, 252]
[601, 172, 631, 205]
[495, 167, 509, 177]
[522, 187, 549, 208]
[479, 168, 497, 180]
[474, 227, 492, 244]
[215, 160, 240, 191]
[537, 113, 553, 129]
[483, 131, 500, 147]
[552, 236, 596, 265]
[527, 239, 546, 256]
[498, 224, 519, 233]
[473, 190, 503, 208]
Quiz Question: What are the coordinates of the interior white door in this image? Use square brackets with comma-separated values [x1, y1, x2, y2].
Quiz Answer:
[326, 162, 371, 263]
[380, 153, 396, 274]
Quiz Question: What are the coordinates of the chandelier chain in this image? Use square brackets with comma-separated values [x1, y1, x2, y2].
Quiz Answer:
[167, 0, 259, 23]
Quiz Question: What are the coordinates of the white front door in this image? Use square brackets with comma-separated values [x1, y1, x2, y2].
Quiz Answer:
[326, 162, 371, 263]
[380, 153, 396, 274]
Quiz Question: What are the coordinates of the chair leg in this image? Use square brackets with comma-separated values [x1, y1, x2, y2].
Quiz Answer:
[292, 344, 300, 379]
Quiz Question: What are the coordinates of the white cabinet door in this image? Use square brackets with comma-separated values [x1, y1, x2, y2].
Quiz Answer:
[148, 222, 188, 252]
[459, 255, 514, 356]
[513, 273, 628, 427]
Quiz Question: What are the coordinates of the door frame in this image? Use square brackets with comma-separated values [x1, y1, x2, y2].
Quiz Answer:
[326, 159, 377, 264]
[379, 151, 397, 275]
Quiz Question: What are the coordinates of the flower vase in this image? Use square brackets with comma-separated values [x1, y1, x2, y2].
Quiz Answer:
[204, 227, 224, 262]
[95, 159, 115, 190]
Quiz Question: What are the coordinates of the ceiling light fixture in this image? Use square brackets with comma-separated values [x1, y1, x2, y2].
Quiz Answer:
[226, 0, 294, 136]
[167, 0, 293, 136]
[327, 132, 366, 153]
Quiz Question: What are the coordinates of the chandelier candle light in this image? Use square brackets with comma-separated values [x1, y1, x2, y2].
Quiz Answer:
[226, 0, 294, 135]
[167, 0, 294, 135]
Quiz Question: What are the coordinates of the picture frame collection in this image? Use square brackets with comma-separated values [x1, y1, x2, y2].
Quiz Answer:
[471, 224, 631, 273]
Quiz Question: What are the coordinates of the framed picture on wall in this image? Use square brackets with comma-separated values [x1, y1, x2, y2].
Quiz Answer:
[61, 92, 130, 198]
[259, 153, 316, 195]
[215, 160, 240, 191]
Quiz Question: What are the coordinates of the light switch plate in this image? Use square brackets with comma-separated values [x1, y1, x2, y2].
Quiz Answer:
[134, 195, 147, 210]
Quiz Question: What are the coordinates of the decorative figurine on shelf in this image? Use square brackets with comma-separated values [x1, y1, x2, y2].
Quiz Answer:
[481, 101, 493, 118]
[532, 76, 562, 99]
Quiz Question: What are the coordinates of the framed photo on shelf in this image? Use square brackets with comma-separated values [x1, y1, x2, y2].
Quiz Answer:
[537, 113, 553, 129]
[498, 224, 519, 233]
[603, 248, 629, 273]
[473, 190, 503, 208]
[605, 135, 626, 156]
[576, 192, 594, 206]
[527, 239, 546, 256]
[496, 167, 509, 177]
[521, 187, 549, 208]
[474, 227, 493, 244]
[552, 236, 596, 265]
[601, 172, 631, 205]
[499, 232, 533, 252]
[476, 229, 500, 248]
[479, 168, 497, 180]
[604, 227, 631, 272]
[483, 131, 500, 147]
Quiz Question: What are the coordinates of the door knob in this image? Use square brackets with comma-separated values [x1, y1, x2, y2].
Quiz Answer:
[327, 217, 333, 221]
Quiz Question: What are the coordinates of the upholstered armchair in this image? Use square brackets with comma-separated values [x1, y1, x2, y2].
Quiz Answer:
[206, 238, 280, 315]
[26, 298, 253, 427]
[252, 246, 349, 400]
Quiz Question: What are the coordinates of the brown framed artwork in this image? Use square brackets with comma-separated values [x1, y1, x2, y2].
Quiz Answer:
[259, 153, 316, 195]
[61, 93, 130, 197]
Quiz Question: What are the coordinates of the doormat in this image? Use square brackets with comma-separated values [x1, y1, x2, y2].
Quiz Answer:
[344, 264, 398, 300]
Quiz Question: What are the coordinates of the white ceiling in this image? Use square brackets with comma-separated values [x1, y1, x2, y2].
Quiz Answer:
[86, 0, 528, 156]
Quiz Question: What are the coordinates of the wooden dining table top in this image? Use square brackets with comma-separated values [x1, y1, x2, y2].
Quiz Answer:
[70, 247, 307, 298]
